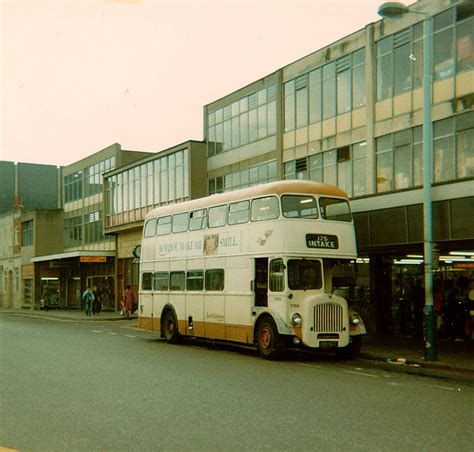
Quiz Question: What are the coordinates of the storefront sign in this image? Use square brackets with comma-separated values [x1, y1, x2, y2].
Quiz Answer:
[306, 234, 339, 249]
[80, 256, 107, 263]
[22, 264, 34, 277]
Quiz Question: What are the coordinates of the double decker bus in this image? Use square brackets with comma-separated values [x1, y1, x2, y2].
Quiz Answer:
[137, 180, 366, 359]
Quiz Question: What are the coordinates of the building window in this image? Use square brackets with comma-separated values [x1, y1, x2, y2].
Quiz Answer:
[434, 9, 455, 81]
[208, 160, 277, 195]
[322, 62, 336, 120]
[376, 6, 473, 99]
[105, 149, 189, 217]
[65, 215, 82, 247]
[21, 220, 33, 246]
[285, 49, 365, 131]
[375, 114, 472, 193]
[284, 142, 367, 198]
[66, 156, 115, 203]
[207, 85, 277, 157]
[434, 118, 455, 183]
[376, 24, 424, 100]
[456, 112, 474, 178]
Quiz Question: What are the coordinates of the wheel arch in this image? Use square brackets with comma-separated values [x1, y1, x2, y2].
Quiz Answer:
[253, 311, 290, 344]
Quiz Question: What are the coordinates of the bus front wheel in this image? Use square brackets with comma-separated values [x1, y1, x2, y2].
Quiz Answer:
[162, 310, 180, 344]
[256, 318, 281, 360]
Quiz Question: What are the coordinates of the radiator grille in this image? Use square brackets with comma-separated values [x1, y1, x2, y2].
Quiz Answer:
[313, 304, 344, 332]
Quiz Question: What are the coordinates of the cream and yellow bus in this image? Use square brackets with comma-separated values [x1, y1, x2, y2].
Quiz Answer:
[137, 180, 366, 359]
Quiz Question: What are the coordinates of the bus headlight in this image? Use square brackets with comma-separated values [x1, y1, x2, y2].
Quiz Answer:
[350, 312, 361, 325]
[291, 313, 302, 326]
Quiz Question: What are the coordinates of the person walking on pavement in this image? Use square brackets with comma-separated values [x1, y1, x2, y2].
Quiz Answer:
[82, 287, 95, 316]
[122, 285, 135, 319]
[92, 286, 101, 315]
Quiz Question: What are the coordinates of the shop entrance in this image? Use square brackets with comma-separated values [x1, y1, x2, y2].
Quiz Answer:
[87, 276, 115, 311]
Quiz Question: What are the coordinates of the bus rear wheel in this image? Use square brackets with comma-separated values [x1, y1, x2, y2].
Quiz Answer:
[256, 318, 281, 360]
[162, 310, 180, 344]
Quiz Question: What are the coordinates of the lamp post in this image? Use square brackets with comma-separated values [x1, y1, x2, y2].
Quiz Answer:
[378, 2, 437, 361]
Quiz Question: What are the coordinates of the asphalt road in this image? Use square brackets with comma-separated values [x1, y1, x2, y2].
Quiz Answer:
[1, 313, 473, 452]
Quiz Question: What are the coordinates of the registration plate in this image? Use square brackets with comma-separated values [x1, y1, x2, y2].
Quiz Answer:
[320, 341, 338, 349]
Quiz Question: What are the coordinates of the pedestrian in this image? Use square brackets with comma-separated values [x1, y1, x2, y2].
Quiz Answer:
[92, 286, 101, 315]
[122, 285, 135, 319]
[82, 287, 95, 316]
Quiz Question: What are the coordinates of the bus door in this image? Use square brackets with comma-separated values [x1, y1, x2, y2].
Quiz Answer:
[254, 258, 268, 307]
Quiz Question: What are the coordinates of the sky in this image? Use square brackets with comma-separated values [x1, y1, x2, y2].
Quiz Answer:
[1, 0, 384, 166]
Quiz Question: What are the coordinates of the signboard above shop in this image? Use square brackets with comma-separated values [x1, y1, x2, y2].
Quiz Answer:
[80, 256, 107, 263]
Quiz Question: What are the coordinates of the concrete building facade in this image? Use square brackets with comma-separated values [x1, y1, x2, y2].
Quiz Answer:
[31, 143, 152, 310]
[103, 140, 208, 304]
[203, 0, 473, 333]
[0, 162, 62, 308]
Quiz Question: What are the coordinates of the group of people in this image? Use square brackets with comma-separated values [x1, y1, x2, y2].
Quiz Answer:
[81, 286, 102, 316]
[405, 275, 474, 342]
[81, 284, 135, 318]
[439, 276, 474, 342]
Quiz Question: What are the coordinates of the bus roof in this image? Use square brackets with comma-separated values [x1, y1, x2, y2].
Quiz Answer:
[146, 180, 348, 219]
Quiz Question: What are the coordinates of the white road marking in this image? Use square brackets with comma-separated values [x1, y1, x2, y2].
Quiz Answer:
[108, 332, 117, 335]
[125, 335, 136, 338]
[344, 370, 378, 378]
[420, 384, 456, 392]
[92, 330, 102, 334]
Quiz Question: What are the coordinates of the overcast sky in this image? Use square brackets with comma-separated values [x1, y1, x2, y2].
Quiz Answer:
[1, 0, 384, 166]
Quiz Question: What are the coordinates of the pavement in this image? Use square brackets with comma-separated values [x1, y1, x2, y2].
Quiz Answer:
[2, 307, 473, 381]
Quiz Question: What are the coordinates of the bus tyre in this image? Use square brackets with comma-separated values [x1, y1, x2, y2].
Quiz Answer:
[162, 310, 180, 344]
[337, 335, 362, 359]
[256, 318, 281, 360]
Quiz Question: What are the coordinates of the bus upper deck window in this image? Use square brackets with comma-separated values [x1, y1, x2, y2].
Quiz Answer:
[251, 196, 279, 222]
[144, 219, 157, 237]
[208, 205, 227, 228]
[282, 195, 318, 219]
[189, 209, 207, 231]
[156, 216, 172, 235]
[172, 212, 189, 233]
[229, 200, 250, 225]
[319, 197, 352, 222]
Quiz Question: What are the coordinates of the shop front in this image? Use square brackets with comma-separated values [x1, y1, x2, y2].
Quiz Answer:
[31, 251, 116, 311]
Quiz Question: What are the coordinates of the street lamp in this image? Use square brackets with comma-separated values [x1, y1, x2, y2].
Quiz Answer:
[378, 2, 437, 361]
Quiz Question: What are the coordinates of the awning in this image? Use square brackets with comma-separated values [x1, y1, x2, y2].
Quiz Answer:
[31, 250, 116, 263]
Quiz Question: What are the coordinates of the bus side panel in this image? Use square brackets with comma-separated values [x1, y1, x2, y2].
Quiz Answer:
[225, 294, 253, 343]
[185, 292, 205, 337]
[204, 292, 226, 340]
[139, 292, 154, 331]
